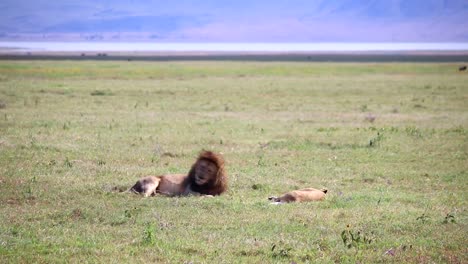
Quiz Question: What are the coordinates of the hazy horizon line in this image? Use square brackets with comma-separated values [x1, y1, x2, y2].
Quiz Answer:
[1, 42, 468, 53]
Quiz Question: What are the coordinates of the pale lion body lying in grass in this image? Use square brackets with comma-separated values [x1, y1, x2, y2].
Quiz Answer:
[269, 188, 327, 204]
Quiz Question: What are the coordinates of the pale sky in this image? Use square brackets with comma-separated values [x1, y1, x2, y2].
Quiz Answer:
[1, 0, 467, 42]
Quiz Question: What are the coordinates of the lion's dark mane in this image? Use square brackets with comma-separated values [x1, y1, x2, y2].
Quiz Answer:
[187, 150, 227, 196]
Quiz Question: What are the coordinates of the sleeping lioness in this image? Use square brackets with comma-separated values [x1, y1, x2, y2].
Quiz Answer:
[269, 188, 328, 204]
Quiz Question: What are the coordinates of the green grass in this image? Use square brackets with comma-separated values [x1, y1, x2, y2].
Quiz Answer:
[0, 60, 467, 263]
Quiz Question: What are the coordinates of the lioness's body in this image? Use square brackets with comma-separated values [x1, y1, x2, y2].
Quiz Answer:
[269, 188, 327, 203]
[131, 174, 187, 197]
[156, 174, 188, 195]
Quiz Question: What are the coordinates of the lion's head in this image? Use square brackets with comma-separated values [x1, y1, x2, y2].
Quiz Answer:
[187, 150, 227, 195]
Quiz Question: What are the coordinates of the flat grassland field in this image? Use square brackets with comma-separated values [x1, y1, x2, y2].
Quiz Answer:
[0, 60, 467, 263]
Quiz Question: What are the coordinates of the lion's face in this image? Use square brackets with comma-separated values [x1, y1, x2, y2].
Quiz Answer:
[193, 159, 218, 186]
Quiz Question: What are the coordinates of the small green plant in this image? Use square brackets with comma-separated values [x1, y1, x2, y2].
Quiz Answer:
[442, 213, 456, 224]
[90, 90, 109, 96]
[10, 226, 19, 237]
[341, 225, 374, 249]
[257, 152, 266, 166]
[64, 157, 73, 168]
[124, 209, 132, 219]
[29, 134, 37, 148]
[23, 185, 33, 199]
[271, 243, 292, 259]
[369, 132, 384, 147]
[63, 121, 70, 130]
[251, 183, 266, 190]
[71, 208, 84, 220]
[416, 213, 430, 223]
[143, 223, 157, 245]
[91, 90, 106, 96]
[405, 126, 423, 138]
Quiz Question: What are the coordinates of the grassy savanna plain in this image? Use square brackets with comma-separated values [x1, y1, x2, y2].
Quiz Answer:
[0, 60, 467, 263]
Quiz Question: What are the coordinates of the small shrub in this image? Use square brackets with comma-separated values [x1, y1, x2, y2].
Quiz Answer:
[251, 183, 266, 190]
[90, 90, 112, 96]
[124, 209, 132, 219]
[369, 132, 384, 147]
[143, 223, 157, 245]
[416, 213, 430, 223]
[442, 213, 456, 224]
[63, 122, 70, 130]
[341, 225, 374, 249]
[64, 157, 73, 168]
[271, 244, 292, 259]
[71, 209, 84, 220]
[405, 126, 423, 138]
[257, 153, 266, 166]
[24, 185, 33, 199]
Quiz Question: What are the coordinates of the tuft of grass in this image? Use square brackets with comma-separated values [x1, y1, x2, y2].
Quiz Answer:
[63, 157, 73, 168]
[442, 213, 456, 224]
[90, 90, 113, 96]
[340, 225, 375, 249]
[416, 213, 431, 224]
[142, 222, 157, 246]
[369, 132, 384, 147]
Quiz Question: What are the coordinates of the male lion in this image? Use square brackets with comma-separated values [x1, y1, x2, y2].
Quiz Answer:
[268, 188, 327, 204]
[130, 150, 227, 197]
